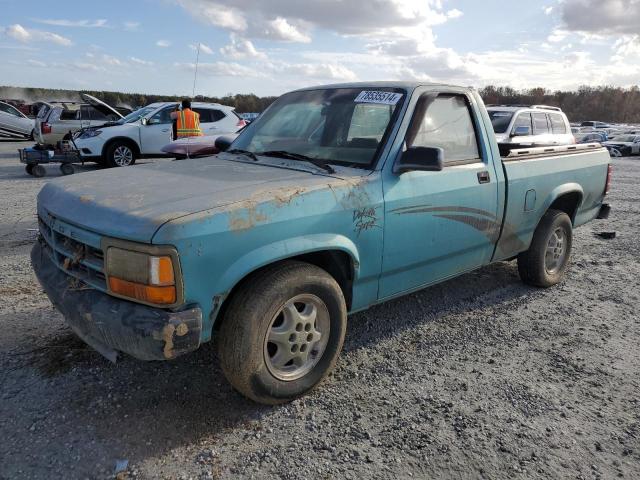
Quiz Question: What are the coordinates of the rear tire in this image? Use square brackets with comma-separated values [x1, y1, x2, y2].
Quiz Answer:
[218, 261, 347, 405]
[25, 164, 34, 175]
[518, 209, 572, 287]
[105, 141, 136, 168]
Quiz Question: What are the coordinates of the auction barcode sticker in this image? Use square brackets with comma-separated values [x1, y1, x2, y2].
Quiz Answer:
[354, 91, 403, 105]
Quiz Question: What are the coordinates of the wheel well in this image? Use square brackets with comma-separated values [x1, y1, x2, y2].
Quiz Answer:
[549, 192, 582, 223]
[102, 137, 140, 159]
[212, 250, 355, 333]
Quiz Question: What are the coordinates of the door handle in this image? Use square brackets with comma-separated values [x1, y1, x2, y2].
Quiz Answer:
[477, 171, 491, 184]
[161, 128, 169, 133]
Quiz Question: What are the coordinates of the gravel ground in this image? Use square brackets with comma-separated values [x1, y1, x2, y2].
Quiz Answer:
[0, 139, 638, 480]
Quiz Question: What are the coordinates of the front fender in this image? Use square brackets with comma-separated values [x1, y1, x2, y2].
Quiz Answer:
[214, 233, 361, 297]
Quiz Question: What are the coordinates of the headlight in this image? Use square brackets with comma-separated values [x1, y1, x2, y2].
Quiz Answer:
[104, 244, 180, 306]
[79, 129, 102, 139]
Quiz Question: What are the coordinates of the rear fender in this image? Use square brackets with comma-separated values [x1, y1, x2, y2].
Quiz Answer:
[542, 183, 584, 223]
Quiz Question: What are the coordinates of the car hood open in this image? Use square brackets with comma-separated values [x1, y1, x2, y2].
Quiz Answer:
[37, 156, 343, 243]
[80, 93, 124, 120]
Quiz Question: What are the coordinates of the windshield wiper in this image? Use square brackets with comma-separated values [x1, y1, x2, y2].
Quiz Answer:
[226, 149, 258, 161]
[258, 150, 335, 173]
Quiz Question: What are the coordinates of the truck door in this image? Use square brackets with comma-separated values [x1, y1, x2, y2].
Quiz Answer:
[379, 92, 500, 299]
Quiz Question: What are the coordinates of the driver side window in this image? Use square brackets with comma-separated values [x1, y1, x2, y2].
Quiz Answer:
[409, 94, 481, 164]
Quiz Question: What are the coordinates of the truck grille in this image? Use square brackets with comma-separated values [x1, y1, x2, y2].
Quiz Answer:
[38, 211, 107, 290]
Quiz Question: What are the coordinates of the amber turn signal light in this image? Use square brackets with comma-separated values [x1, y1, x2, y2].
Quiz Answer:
[108, 277, 176, 305]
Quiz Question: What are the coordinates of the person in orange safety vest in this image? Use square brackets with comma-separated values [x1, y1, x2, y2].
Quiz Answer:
[170, 99, 203, 139]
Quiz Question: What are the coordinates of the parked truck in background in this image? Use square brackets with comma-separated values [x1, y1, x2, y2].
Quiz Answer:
[31, 82, 611, 405]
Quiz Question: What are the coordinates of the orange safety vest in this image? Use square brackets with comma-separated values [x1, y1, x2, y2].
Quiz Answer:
[176, 108, 203, 138]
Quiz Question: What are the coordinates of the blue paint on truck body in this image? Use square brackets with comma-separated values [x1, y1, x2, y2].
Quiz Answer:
[33, 82, 611, 360]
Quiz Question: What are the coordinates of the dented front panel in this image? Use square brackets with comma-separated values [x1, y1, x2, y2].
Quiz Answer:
[152, 169, 386, 340]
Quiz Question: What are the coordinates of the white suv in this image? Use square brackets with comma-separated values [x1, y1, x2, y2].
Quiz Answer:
[73, 100, 245, 167]
[487, 105, 574, 153]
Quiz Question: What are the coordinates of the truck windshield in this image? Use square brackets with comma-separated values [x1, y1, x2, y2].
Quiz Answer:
[488, 110, 514, 134]
[231, 87, 405, 169]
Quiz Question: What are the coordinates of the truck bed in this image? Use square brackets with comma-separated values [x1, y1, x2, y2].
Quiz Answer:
[494, 142, 610, 262]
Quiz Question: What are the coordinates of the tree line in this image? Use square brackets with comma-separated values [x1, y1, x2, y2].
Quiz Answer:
[2, 84, 640, 122]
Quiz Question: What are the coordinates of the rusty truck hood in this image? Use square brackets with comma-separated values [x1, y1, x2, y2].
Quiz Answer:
[37, 156, 347, 243]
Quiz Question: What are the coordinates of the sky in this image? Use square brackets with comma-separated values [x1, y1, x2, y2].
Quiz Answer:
[0, 0, 638, 97]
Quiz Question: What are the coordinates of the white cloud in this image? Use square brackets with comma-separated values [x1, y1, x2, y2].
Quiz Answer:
[26, 59, 47, 67]
[101, 54, 124, 66]
[175, 61, 265, 77]
[129, 56, 154, 66]
[276, 62, 357, 81]
[156, 39, 171, 47]
[123, 21, 140, 31]
[174, 0, 461, 44]
[548, 29, 569, 43]
[189, 42, 214, 55]
[261, 17, 311, 43]
[544, 6, 554, 15]
[220, 34, 266, 59]
[176, 0, 247, 31]
[4, 24, 73, 46]
[33, 18, 108, 28]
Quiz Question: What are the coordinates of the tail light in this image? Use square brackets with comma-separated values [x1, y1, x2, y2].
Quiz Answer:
[236, 119, 247, 128]
[41, 122, 51, 134]
[605, 164, 612, 195]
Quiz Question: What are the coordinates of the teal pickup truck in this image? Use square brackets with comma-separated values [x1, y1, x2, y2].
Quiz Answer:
[32, 82, 612, 404]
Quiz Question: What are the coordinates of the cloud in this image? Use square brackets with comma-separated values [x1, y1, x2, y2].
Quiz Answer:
[260, 17, 311, 43]
[220, 34, 266, 59]
[123, 21, 140, 31]
[129, 56, 154, 66]
[560, 0, 640, 35]
[175, 61, 265, 77]
[4, 24, 73, 46]
[26, 59, 47, 67]
[548, 29, 569, 43]
[156, 39, 171, 47]
[33, 18, 108, 28]
[101, 54, 125, 66]
[189, 42, 214, 55]
[544, 6, 554, 15]
[176, 0, 247, 31]
[277, 62, 357, 81]
[174, 0, 460, 43]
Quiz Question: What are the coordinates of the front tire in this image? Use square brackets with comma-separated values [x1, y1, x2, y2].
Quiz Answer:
[105, 141, 136, 168]
[218, 261, 347, 405]
[518, 209, 573, 287]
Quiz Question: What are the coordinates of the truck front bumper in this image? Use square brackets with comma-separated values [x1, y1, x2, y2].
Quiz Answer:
[31, 241, 202, 362]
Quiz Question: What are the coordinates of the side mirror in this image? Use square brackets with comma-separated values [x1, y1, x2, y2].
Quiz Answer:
[215, 135, 234, 152]
[394, 146, 444, 174]
[140, 117, 148, 126]
[511, 125, 531, 137]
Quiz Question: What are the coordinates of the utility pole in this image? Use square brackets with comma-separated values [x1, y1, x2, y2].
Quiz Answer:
[192, 42, 201, 98]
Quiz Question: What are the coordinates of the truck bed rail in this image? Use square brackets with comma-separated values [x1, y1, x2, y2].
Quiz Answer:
[502, 143, 606, 162]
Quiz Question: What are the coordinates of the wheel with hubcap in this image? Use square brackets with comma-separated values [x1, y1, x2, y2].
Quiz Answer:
[105, 142, 136, 168]
[218, 261, 347, 404]
[518, 209, 573, 287]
